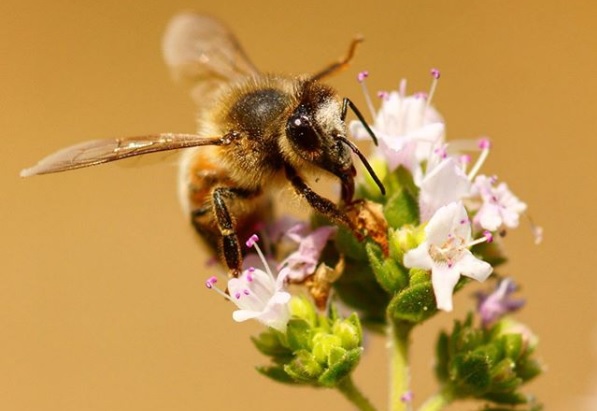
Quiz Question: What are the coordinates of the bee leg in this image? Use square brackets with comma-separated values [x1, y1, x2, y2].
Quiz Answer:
[310, 36, 364, 81]
[284, 164, 358, 235]
[211, 187, 259, 278]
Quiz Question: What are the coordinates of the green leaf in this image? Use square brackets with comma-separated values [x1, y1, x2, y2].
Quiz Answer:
[452, 352, 491, 395]
[333, 260, 390, 330]
[286, 318, 313, 352]
[516, 357, 543, 382]
[284, 350, 323, 383]
[502, 333, 523, 361]
[435, 331, 450, 382]
[335, 226, 368, 262]
[317, 348, 362, 387]
[366, 242, 408, 293]
[482, 391, 529, 405]
[256, 365, 299, 385]
[394, 166, 419, 198]
[251, 330, 292, 359]
[383, 188, 419, 228]
[388, 281, 437, 323]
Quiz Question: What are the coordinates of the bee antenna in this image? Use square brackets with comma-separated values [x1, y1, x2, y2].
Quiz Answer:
[342, 98, 378, 146]
[335, 135, 386, 196]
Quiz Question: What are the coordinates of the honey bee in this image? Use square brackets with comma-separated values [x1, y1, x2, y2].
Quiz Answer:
[21, 12, 385, 277]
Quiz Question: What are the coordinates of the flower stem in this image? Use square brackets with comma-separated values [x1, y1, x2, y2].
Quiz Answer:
[337, 376, 379, 411]
[389, 319, 412, 411]
[417, 389, 454, 411]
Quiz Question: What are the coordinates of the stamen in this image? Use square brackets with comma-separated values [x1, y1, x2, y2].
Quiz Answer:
[525, 214, 543, 245]
[460, 154, 471, 172]
[398, 78, 407, 98]
[467, 137, 491, 181]
[205, 276, 218, 289]
[377, 90, 389, 99]
[467, 232, 492, 248]
[249, 236, 275, 282]
[357, 70, 377, 119]
[425, 68, 440, 114]
[205, 277, 232, 300]
[482, 230, 494, 243]
[246, 234, 259, 248]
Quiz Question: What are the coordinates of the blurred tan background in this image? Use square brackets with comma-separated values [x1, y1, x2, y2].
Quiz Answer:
[2, 0, 595, 410]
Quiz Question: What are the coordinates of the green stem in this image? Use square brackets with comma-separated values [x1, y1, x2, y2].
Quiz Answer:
[389, 320, 412, 411]
[417, 389, 454, 411]
[337, 376, 379, 411]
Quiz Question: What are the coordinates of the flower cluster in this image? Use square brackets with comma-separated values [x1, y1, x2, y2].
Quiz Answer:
[203, 69, 542, 410]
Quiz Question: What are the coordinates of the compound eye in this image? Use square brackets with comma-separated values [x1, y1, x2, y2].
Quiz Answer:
[286, 110, 320, 152]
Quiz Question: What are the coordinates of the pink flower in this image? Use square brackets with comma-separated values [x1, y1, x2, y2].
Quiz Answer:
[471, 175, 527, 231]
[279, 226, 337, 282]
[475, 278, 525, 326]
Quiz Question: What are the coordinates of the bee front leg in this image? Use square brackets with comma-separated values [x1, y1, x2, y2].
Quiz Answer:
[284, 164, 357, 234]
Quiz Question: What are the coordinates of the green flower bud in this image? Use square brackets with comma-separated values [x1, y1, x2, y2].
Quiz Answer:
[332, 315, 362, 350]
[493, 318, 539, 355]
[312, 333, 343, 364]
[289, 296, 318, 327]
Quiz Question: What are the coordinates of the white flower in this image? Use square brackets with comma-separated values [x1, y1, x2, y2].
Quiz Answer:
[403, 202, 493, 311]
[418, 156, 472, 222]
[350, 75, 445, 173]
[471, 175, 527, 231]
[205, 234, 291, 332]
[228, 266, 291, 332]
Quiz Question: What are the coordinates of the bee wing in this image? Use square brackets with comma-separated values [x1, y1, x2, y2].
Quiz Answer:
[162, 12, 259, 101]
[21, 133, 228, 177]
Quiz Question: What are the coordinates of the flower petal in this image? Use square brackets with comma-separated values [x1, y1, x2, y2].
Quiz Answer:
[403, 242, 433, 269]
[431, 263, 461, 311]
[457, 251, 493, 282]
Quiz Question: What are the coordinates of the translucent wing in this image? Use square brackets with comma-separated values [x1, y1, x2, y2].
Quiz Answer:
[20, 133, 229, 176]
[162, 12, 259, 102]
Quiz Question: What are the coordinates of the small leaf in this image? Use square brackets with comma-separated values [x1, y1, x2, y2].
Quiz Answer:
[318, 348, 362, 387]
[286, 318, 313, 351]
[284, 350, 323, 383]
[256, 365, 299, 385]
[501, 333, 523, 361]
[251, 330, 291, 359]
[452, 352, 491, 394]
[388, 281, 437, 323]
[383, 188, 419, 228]
[335, 226, 368, 262]
[435, 331, 450, 382]
[333, 260, 390, 329]
[366, 242, 408, 293]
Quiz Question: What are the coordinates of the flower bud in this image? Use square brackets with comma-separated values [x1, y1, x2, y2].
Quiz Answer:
[332, 315, 362, 350]
[312, 333, 343, 364]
